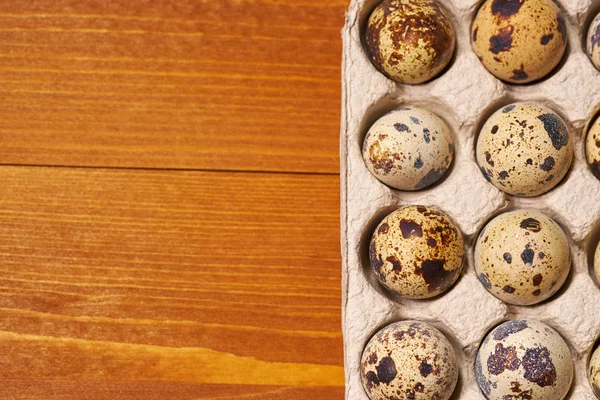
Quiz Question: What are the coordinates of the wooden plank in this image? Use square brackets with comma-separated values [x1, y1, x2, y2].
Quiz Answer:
[0, 167, 343, 397]
[0, 382, 345, 400]
[0, 0, 344, 173]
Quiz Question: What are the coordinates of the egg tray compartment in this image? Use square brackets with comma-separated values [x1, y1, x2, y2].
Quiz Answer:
[340, 0, 600, 399]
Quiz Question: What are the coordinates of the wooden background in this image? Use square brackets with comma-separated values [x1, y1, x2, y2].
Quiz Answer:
[0, 0, 346, 398]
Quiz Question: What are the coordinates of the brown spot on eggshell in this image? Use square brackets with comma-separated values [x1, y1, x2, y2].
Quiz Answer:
[541, 34, 553, 45]
[532, 273, 543, 286]
[489, 25, 514, 54]
[386, 255, 402, 272]
[368, 353, 379, 365]
[521, 346, 556, 387]
[415, 259, 461, 294]
[491, 0, 525, 18]
[503, 285, 516, 293]
[400, 219, 423, 239]
[378, 223, 390, 234]
[376, 356, 398, 384]
[520, 218, 542, 232]
[488, 343, 521, 375]
[511, 381, 521, 393]
[420, 361, 433, 377]
[511, 64, 528, 81]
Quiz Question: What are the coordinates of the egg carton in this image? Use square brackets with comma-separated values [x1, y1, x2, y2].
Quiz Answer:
[340, 0, 600, 399]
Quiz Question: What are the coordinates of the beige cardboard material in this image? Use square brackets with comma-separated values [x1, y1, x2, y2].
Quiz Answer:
[341, 0, 600, 398]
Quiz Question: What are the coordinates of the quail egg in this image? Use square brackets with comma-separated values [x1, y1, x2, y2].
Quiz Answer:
[585, 115, 600, 181]
[370, 205, 464, 299]
[589, 345, 600, 398]
[475, 319, 574, 400]
[362, 107, 454, 190]
[471, 0, 567, 83]
[475, 210, 570, 305]
[364, 0, 456, 84]
[361, 320, 458, 400]
[587, 12, 600, 71]
[594, 241, 600, 286]
[476, 102, 573, 197]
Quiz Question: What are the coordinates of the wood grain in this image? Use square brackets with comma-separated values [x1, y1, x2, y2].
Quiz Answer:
[0, 167, 344, 397]
[0, 0, 344, 173]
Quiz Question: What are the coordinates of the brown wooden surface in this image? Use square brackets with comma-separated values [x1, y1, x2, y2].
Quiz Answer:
[0, 0, 345, 399]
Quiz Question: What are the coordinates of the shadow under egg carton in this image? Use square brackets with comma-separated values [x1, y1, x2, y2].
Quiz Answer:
[341, 0, 600, 399]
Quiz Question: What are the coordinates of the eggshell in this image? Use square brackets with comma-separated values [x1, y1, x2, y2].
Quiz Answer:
[364, 0, 455, 84]
[585, 115, 600, 181]
[587, 12, 600, 71]
[589, 345, 600, 399]
[594, 241, 600, 286]
[475, 319, 574, 400]
[471, 0, 567, 83]
[474, 210, 570, 306]
[362, 107, 454, 191]
[369, 205, 464, 299]
[361, 320, 458, 400]
[476, 102, 573, 197]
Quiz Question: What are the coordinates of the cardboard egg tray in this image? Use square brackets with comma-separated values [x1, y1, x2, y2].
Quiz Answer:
[340, 0, 600, 398]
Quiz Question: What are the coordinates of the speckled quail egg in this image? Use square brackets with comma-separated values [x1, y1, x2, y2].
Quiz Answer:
[370, 205, 464, 299]
[587, 13, 600, 71]
[475, 319, 574, 400]
[476, 102, 573, 197]
[475, 210, 570, 305]
[585, 115, 600, 181]
[362, 107, 454, 190]
[593, 241, 600, 286]
[364, 0, 456, 84]
[589, 345, 600, 398]
[471, 0, 567, 83]
[361, 320, 458, 400]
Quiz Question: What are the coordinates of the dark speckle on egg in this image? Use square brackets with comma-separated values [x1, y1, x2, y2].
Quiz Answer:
[394, 123, 410, 133]
[541, 34, 553, 45]
[521, 248, 535, 266]
[540, 156, 556, 171]
[423, 128, 431, 143]
[491, 0, 525, 18]
[503, 285, 516, 293]
[537, 113, 569, 150]
[511, 64, 528, 81]
[490, 25, 514, 54]
[414, 157, 424, 169]
[520, 218, 542, 232]
[479, 273, 492, 289]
